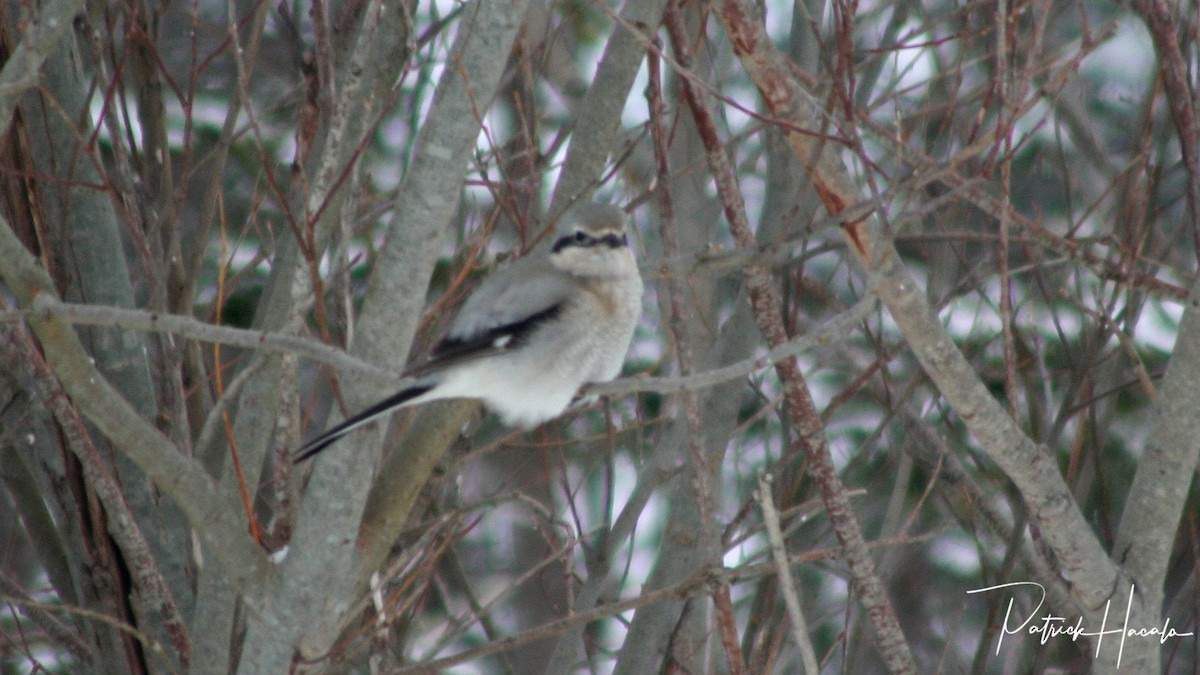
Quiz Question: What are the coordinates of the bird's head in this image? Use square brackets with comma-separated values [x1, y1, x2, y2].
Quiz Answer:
[549, 202, 635, 278]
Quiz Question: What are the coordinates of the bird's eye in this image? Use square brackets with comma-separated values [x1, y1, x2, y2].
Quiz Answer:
[574, 231, 591, 245]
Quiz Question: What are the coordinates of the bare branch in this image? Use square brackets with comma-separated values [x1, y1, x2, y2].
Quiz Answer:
[757, 472, 820, 675]
[0, 212, 271, 593]
[0, 0, 85, 136]
[713, 0, 1145, 669]
[690, 4, 916, 671]
[17, 297, 395, 382]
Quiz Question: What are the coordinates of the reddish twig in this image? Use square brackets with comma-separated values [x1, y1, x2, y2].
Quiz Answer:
[668, 3, 916, 673]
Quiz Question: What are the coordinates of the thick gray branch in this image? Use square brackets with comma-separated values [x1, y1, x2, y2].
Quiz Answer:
[0, 0, 85, 136]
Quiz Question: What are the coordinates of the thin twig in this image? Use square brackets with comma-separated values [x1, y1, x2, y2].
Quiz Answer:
[392, 527, 942, 675]
[646, 27, 738, 670]
[757, 472, 820, 675]
[588, 293, 877, 397]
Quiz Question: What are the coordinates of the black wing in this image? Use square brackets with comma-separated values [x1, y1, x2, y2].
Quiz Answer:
[410, 303, 565, 376]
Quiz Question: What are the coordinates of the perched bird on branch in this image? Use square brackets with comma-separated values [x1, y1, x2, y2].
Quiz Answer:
[294, 202, 643, 462]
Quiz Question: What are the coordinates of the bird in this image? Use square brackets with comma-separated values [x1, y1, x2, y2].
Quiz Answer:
[293, 202, 644, 463]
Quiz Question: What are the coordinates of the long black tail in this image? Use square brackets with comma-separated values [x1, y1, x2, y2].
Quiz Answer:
[292, 383, 434, 463]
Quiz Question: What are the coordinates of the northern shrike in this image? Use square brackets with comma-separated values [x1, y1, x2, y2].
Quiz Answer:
[294, 202, 643, 462]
